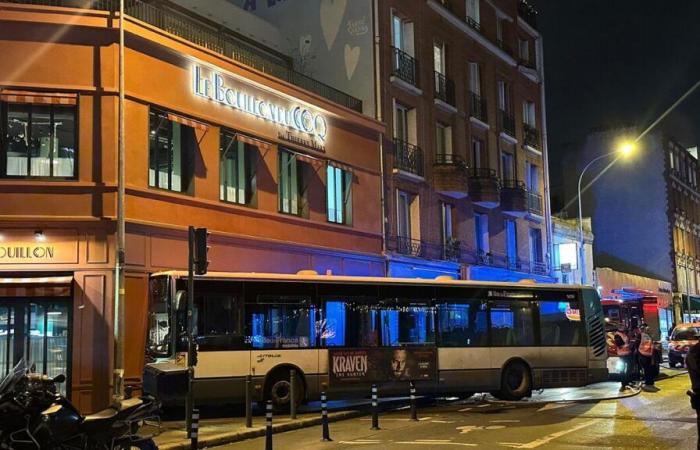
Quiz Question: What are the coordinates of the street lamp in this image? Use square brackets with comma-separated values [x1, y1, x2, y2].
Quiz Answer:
[577, 140, 637, 285]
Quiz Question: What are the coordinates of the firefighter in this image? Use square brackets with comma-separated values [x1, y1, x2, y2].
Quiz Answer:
[637, 323, 658, 391]
[614, 323, 633, 390]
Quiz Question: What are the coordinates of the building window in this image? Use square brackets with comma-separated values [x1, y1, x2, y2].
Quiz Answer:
[526, 161, 539, 192]
[472, 136, 484, 169]
[394, 101, 416, 144]
[497, 81, 511, 113]
[220, 132, 257, 206]
[2, 103, 77, 178]
[501, 151, 514, 180]
[519, 39, 530, 61]
[441, 202, 455, 244]
[529, 228, 543, 263]
[397, 190, 420, 240]
[278, 149, 309, 217]
[466, 0, 480, 25]
[475, 213, 489, 254]
[327, 164, 352, 225]
[392, 13, 414, 55]
[468, 62, 481, 96]
[523, 101, 536, 127]
[505, 218, 518, 264]
[554, 242, 578, 270]
[149, 109, 195, 193]
[433, 40, 446, 75]
[436, 122, 452, 158]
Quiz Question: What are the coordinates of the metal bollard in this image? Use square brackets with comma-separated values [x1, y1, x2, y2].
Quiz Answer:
[189, 408, 199, 450]
[265, 400, 273, 450]
[245, 375, 253, 428]
[370, 384, 380, 430]
[409, 381, 418, 421]
[321, 391, 332, 441]
[290, 369, 297, 420]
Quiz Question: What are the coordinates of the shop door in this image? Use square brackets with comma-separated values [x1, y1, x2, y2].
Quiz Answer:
[0, 300, 71, 394]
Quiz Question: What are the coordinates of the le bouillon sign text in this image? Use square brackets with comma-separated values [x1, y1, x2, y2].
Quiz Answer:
[0, 245, 56, 261]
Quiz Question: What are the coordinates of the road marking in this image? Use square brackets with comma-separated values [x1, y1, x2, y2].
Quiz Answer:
[499, 419, 600, 448]
[396, 442, 477, 447]
[338, 441, 382, 445]
[537, 402, 572, 412]
[490, 420, 520, 423]
[458, 407, 473, 412]
[416, 439, 452, 442]
[432, 420, 456, 423]
[456, 424, 506, 434]
[476, 404, 491, 408]
[360, 417, 432, 421]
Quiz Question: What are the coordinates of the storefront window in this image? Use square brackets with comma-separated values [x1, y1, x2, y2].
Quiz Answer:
[149, 109, 195, 193]
[278, 149, 309, 217]
[326, 164, 352, 225]
[220, 131, 257, 206]
[2, 103, 77, 178]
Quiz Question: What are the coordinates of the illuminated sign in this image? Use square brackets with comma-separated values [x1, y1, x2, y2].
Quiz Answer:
[192, 65, 328, 142]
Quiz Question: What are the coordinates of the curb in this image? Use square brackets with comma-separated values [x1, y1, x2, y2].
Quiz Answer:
[485, 385, 642, 408]
[157, 409, 366, 449]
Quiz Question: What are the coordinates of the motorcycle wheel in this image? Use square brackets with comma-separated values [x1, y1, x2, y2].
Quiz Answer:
[119, 439, 157, 450]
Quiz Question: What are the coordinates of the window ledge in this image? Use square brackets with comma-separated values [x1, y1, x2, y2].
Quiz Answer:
[434, 98, 458, 115]
[469, 116, 490, 130]
[499, 132, 518, 144]
[390, 76, 423, 96]
[525, 144, 542, 156]
[393, 168, 425, 183]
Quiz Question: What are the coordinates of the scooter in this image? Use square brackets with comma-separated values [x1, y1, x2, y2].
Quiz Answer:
[0, 360, 160, 449]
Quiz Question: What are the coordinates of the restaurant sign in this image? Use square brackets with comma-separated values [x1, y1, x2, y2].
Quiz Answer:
[193, 65, 328, 142]
[0, 230, 78, 264]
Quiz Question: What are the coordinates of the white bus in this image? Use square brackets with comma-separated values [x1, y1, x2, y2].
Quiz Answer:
[143, 271, 608, 409]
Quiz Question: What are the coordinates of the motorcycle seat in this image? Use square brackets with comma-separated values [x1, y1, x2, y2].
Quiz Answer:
[83, 407, 118, 423]
[115, 397, 143, 411]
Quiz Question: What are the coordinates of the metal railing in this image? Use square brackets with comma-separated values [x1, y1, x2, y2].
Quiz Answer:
[469, 167, 498, 180]
[469, 91, 487, 122]
[501, 179, 526, 190]
[530, 260, 548, 275]
[476, 250, 494, 266]
[434, 71, 456, 105]
[392, 47, 418, 87]
[499, 109, 515, 137]
[442, 239, 461, 262]
[395, 236, 424, 257]
[393, 139, 424, 177]
[8, 0, 363, 112]
[435, 153, 465, 166]
[528, 192, 543, 215]
[523, 123, 540, 148]
[519, 57, 537, 70]
[506, 255, 522, 271]
[465, 15, 481, 33]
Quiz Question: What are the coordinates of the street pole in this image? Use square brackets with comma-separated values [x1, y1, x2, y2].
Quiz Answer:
[113, 0, 126, 403]
[186, 226, 195, 434]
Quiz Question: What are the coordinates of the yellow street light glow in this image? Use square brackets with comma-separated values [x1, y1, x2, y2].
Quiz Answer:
[618, 141, 636, 157]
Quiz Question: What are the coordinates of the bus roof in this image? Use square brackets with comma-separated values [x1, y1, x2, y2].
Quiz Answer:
[150, 270, 588, 291]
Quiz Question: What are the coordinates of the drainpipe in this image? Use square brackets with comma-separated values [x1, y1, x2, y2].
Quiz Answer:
[537, 35, 555, 281]
[113, 0, 126, 402]
[373, 0, 388, 265]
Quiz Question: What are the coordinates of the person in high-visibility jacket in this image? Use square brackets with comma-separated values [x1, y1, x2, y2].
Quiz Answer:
[614, 324, 633, 390]
[638, 323, 658, 391]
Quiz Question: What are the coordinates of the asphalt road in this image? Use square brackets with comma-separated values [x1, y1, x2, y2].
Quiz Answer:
[214, 374, 699, 449]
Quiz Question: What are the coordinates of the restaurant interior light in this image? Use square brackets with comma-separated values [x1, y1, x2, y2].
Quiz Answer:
[34, 230, 45, 242]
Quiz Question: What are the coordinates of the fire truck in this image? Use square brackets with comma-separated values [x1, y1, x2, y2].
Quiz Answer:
[601, 288, 663, 378]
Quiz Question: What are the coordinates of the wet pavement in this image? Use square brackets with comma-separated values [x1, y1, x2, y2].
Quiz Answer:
[211, 370, 697, 449]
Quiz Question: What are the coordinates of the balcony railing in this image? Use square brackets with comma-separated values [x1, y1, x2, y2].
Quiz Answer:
[396, 236, 424, 257]
[501, 179, 526, 190]
[506, 255, 522, 271]
[465, 16, 482, 33]
[530, 260, 548, 275]
[392, 46, 418, 87]
[476, 250, 494, 266]
[469, 167, 498, 181]
[518, 0, 538, 30]
[499, 109, 515, 137]
[523, 123, 540, 148]
[9, 0, 363, 112]
[528, 192, 543, 215]
[435, 153, 465, 166]
[469, 91, 487, 122]
[442, 239, 461, 262]
[434, 71, 456, 106]
[519, 57, 537, 70]
[393, 139, 424, 177]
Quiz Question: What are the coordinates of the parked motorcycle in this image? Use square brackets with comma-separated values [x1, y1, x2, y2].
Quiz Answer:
[0, 360, 160, 450]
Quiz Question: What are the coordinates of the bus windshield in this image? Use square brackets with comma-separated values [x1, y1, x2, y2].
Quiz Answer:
[147, 277, 171, 357]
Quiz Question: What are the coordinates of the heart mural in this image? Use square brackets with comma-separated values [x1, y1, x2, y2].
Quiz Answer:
[320, 0, 347, 50]
[344, 44, 360, 80]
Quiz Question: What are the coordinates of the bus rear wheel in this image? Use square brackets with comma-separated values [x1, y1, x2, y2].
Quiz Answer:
[496, 361, 531, 401]
[266, 370, 305, 412]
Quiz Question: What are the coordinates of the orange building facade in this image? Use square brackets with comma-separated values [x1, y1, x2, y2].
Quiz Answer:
[0, 2, 384, 412]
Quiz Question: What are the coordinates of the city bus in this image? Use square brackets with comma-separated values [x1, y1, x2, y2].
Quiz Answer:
[142, 271, 608, 409]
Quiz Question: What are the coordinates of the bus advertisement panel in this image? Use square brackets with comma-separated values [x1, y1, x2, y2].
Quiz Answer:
[329, 347, 437, 384]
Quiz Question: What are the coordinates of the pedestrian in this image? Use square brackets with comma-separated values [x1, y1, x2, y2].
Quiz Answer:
[685, 340, 700, 449]
[637, 324, 658, 392]
[614, 324, 633, 391]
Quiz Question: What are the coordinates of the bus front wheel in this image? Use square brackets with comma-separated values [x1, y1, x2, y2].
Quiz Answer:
[266, 370, 305, 411]
[496, 361, 531, 401]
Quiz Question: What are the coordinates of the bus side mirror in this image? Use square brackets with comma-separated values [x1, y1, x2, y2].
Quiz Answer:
[175, 290, 187, 311]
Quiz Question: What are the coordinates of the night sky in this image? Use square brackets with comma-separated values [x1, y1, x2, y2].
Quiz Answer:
[530, 0, 700, 208]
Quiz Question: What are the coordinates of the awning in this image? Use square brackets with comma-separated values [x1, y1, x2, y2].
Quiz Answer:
[0, 275, 73, 298]
[235, 133, 272, 151]
[0, 90, 77, 106]
[328, 160, 354, 173]
[167, 113, 209, 131]
[292, 151, 325, 169]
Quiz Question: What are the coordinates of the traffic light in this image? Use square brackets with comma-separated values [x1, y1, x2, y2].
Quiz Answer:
[193, 227, 210, 275]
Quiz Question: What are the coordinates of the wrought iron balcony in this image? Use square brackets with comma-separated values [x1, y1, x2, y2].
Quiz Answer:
[530, 260, 548, 275]
[11, 0, 363, 112]
[476, 250, 494, 266]
[527, 192, 543, 215]
[442, 239, 461, 262]
[468, 168, 500, 207]
[499, 110, 515, 137]
[500, 179, 527, 214]
[465, 16, 482, 33]
[469, 91, 487, 123]
[506, 255, 522, 271]
[391, 46, 418, 87]
[435, 153, 465, 166]
[523, 123, 540, 148]
[434, 71, 456, 106]
[393, 138, 424, 177]
[434, 154, 468, 197]
[395, 236, 424, 257]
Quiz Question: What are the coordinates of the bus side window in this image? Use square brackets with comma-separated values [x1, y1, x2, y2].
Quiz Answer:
[246, 296, 316, 349]
[194, 294, 244, 351]
[321, 298, 379, 347]
[489, 301, 534, 347]
[539, 300, 582, 346]
[379, 300, 435, 347]
[437, 300, 488, 347]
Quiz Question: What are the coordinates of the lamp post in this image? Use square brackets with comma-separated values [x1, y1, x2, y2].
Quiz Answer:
[577, 142, 636, 285]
